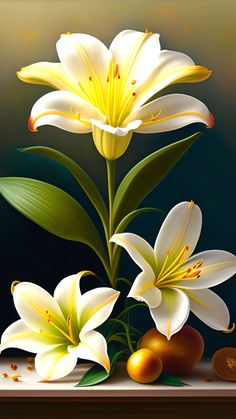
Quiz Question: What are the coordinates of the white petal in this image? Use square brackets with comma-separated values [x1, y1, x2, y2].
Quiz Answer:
[154, 201, 202, 272]
[128, 271, 161, 308]
[53, 271, 95, 319]
[134, 49, 211, 109]
[29, 90, 104, 133]
[35, 344, 77, 380]
[111, 233, 156, 274]
[17, 62, 80, 93]
[109, 30, 160, 86]
[176, 250, 236, 289]
[149, 288, 190, 339]
[13, 282, 67, 336]
[186, 288, 230, 331]
[56, 33, 111, 86]
[72, 330, 110, 372]
[129, 94, 212, 133]
[0, 320, 64, 353]
[78, 288, 120, 336]
[91, 119, 142, 136]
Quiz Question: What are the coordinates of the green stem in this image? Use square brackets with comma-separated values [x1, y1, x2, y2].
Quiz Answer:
[106, 159, 117, 287]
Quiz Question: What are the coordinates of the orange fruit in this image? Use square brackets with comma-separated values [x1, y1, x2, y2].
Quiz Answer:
[139, 325, 204, 374]
[212, 347, 236, 382]
[126, 348, 163, 383]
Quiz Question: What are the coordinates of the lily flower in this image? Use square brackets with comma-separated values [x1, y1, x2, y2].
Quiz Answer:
[111, 202, 236, 339]
[17, 30, 214, 160]
[0, 271, 119, 380]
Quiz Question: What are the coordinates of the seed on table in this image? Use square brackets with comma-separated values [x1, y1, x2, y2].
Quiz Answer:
[2, 372, 8, 378]
[26, 365, 33, 372]
[10, 363, 17, 371]
[11, 373, 20, 382]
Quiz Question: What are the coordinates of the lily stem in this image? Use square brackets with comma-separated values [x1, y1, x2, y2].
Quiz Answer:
[106, 159, 117, 287]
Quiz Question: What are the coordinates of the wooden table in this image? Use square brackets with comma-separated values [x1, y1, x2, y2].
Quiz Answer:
[0, 358, 235, 418]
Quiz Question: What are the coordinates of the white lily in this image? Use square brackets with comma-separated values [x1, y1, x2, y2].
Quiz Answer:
[0, 271, 119, 380]
[111, 202, 236, 339]
[17, 30, 214, 160]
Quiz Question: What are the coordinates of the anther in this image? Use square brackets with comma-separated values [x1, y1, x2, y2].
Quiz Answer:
[89, 76, 92, 81]
[114, 64, 119, 78]
[131, 80, 136, 85]
[132, 92, 136, 96]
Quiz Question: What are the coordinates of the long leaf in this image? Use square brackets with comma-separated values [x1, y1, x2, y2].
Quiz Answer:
[76, 347, 127, 387]
[114, 207, 164, 234]
[113, 133, 200, 227]
[0, 177, 108, 268]
[20, 146, 108, 227]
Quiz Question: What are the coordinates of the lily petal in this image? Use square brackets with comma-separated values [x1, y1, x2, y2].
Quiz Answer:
[127, 94, 212, 133]
[109, 30, 160, 87]
[13, 282, 67, 336]
[35, 344, 77, 380]
[56, 33, 111, 86]
[0, 320, 64, 353]
[154, 201, 202, 272]
[134, 49, 211, 108]
[128, 271, 161, 308]
[186, 288, 230, 331]
[176, 250, 236, 289]
[92, 118, 142, 136]
[149, 288, 190, 339]
[78, 288, 120, 337]
[72, 330, 110, 373]
[111, 233, 156, 274]
[29, 90, 104, 133]
[53, 271, 95, 320]
[17, 62, 80, 93]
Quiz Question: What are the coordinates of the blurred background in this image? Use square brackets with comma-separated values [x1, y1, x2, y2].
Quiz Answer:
[0, 0, 235, 356]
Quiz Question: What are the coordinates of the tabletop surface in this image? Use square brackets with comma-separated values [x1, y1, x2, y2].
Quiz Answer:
[0, 357, 235, 398]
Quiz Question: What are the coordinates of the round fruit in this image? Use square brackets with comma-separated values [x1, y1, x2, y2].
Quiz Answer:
[212, 347, 236, 382]
[139, 325, 204, 374]
[126, 348, 163, 383]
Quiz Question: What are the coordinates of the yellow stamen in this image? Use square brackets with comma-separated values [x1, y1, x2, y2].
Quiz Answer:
[157, 245, 190, 285]
[47, 312, 77, 345]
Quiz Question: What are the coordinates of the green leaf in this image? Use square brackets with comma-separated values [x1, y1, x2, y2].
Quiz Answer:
[76, 347, 127, 387]
[114, 207, 164, 234]
[20, 146, 108, 228]
[112, 133, 200, 227]
[0, 177, 107, 265]
[157, 371, 188, 386]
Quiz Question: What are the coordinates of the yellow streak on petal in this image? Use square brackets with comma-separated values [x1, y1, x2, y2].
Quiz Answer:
[31, 109, 92, 131]
[141, 110, 211, 128]
[133, 282, 155, 297]
[79, 341, 110, 373]
[87, 292, 120, 320]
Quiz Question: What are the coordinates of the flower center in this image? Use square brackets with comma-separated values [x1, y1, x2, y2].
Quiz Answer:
[44, 310, 77, 346]
[76, 60, 138, 128]
[155, 244, 203, 288]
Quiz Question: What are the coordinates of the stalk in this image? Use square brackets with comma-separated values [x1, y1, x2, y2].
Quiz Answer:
[106, 159, 117, 287]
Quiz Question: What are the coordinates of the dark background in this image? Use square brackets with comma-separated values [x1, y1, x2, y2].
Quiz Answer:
[0, 0, 235, 356]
